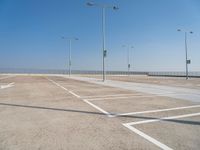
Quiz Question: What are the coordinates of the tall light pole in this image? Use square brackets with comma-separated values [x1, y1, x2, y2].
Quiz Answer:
[87, 2, 119, 82]
[122, 45, 134, 74]
[62, 37, 78, 76]
[177, 29, 193, 80]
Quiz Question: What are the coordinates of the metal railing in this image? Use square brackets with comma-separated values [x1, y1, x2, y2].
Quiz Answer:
[0, 68, 199, 78]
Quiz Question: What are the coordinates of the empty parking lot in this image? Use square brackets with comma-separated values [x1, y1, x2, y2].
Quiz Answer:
[0, 75, 200, 150]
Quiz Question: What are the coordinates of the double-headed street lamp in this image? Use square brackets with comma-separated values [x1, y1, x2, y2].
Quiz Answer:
[122, 45, 134, 74]
[87, 2, 119, 82]
[62, 37, 79, 76]
[177, 29, 193, 80]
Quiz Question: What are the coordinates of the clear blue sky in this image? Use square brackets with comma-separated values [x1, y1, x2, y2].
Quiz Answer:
[0, 0, 200, 71]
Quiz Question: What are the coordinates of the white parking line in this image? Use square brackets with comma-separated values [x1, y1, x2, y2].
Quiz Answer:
[84, 92, 189, 101]
[115, 105, 200, 117]
[123, 124, 173, 150]
[46, 77, 110, 116]
[83, 99, 111, 116]
[68, 90, 81, 98]
[81, 93, 142, 99]
[126, 112, 200, 126]
[85, 95, 155, 101]
[123, 112, 200, 150]
[0, 82, 15, 89]
[47, 78, 80, 98]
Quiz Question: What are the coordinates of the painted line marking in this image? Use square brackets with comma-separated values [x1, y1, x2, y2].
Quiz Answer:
[123, 124, 173, 150]
[0, 82, 15, 89]
[83, 99, 111, 116]
[127, 112, 200, 126]
[81, 93, 143, 99]
[46, 78, 80, 98]
[85, 95, 156, 101]
[123, 112, 200, 150]
[68, 90, 81, 98]
[46, 77, 110, 116]
[114, 105, 200, 117]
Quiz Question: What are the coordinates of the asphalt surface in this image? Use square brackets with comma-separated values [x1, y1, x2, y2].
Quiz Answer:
[71, 76, 200, 102]
[0, 75, 200, 150]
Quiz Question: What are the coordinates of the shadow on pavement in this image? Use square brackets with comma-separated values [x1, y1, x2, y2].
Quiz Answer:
[0, 102, 200, 126]
[119, 114, 200, 126]
[0, 102, 104, 116]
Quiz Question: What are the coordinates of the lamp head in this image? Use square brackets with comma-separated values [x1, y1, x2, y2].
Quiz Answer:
[87, 2, 94, 6]
[113, 6, 119, 10]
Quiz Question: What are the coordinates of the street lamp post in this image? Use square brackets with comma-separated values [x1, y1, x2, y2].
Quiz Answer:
[87, 2, 119, 82]
[62, 37, 78, 76]
[122, 45, 134, 75]
[130, 46, 134, 72]
[177, 29, 193, 80]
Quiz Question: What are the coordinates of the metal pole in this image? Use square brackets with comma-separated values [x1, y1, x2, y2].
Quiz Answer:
[185, 32, 188, 80]
[69, 39, 72, 76]
[127, 47, 130, 73]
[102, 7, 106, 81]
[132, 47, 134, 72]
[87, 2, 118, 81]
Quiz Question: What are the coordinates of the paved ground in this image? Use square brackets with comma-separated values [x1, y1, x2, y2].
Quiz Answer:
[0, 74, 200, 150]
[77, 75, 200, 90]
[71, 76, 200, 102]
